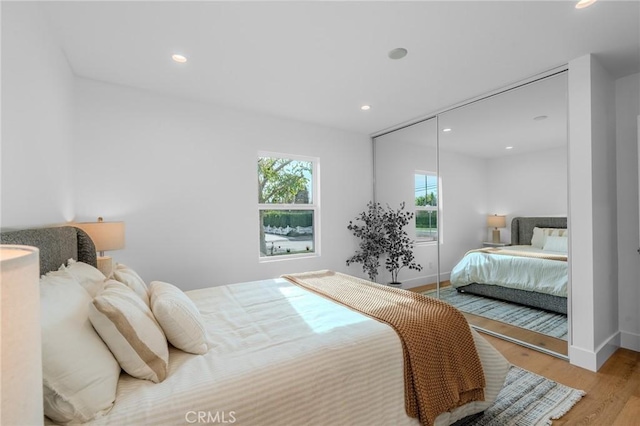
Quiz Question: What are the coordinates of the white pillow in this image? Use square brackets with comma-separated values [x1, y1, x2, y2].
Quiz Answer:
[40, 270, 120, 423]
[113, 263, 149, 306]
[530, 227, 568, 248]
[63, 259, 107, 297]
[150, 281, 210, 355]
[89, 280, 169, 383]
[543, 235, 569, 253]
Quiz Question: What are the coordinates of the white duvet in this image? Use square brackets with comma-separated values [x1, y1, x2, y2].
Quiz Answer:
[68, 278, 508, 426]
[450, 245, 568, 297]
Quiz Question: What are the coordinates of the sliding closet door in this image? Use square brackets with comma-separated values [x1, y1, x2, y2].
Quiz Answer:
[373, 118, 439, 289]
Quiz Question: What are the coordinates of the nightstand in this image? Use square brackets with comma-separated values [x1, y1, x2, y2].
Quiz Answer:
[482, 242, 510, 247]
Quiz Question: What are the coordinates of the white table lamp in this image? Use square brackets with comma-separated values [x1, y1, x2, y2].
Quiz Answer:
[1, 245, 43, 425]
[487, 215, 507, 243]
[76, 218, 125, 276]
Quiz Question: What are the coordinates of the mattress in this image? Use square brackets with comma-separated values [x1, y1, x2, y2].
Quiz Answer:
[71, 278, 509, 426]
[450, 245, 568, 297]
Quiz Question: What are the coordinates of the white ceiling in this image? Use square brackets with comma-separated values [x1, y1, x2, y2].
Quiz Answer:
[40, 1, 639, 136]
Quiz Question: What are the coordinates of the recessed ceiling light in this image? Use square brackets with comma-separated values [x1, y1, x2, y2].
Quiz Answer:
[361, 105, 371, 111]
[575, 0, 597, 9]
[442, 128, 452, 132]
[533, 115, 548, 121]
[505, 146, 514, 150]
[172, 54, 187, 63]
[388, 48, 408, 60]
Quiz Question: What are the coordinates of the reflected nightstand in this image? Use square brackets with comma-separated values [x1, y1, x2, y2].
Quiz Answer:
[482, 242, 510, 247]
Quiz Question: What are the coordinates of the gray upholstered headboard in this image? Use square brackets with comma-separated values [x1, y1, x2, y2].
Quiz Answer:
[0, 226, 97, 275]
[511, 217, 567, 245]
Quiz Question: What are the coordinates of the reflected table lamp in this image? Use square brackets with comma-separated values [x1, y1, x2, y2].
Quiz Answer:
[487, 214, 506, 243]
[76, 217, 125, 276]
[1, 245, 43, 425]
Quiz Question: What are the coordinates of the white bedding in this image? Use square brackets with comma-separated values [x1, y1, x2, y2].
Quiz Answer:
[450, 245, 568, 297]
[67, 278, 508, 426]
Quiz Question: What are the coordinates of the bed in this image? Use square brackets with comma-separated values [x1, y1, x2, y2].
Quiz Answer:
[449, 217, 568, 315]
[1, 226, 510, 426]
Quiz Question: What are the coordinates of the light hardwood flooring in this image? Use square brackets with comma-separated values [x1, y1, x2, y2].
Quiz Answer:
[410, 284, 640, 424]
[482, 333, 640, 425]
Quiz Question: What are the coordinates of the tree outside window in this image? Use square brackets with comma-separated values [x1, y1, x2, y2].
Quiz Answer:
[258, 154, 318, 258]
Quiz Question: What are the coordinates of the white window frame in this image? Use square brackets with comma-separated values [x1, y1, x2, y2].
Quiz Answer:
[414, 170, 438, 243]
[257, 151, 320, 261]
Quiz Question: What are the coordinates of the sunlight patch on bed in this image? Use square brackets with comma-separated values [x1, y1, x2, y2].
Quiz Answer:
[278, 285, 368, 333]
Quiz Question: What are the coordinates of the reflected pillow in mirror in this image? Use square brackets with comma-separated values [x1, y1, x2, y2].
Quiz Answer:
[542, 235, 568, 253]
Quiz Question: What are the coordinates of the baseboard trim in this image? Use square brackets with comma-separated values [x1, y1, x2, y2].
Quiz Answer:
[569, 331, 620, 371]
[620, 330, 640, 352]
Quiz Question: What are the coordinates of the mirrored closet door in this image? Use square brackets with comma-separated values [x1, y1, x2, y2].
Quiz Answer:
[373, 72, 569, 358]
[437, 72, 569, 357]
[373, 117, 439, 289]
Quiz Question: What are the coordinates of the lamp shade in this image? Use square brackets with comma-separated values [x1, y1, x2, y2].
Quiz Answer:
[487, 215, 506, 229]
[1, 245, 43, 425]
[76, 221, 125, 252]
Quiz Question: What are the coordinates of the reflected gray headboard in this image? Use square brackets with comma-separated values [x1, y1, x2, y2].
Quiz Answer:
[0, 226, 97, 275]
[511, 217, 567, 245]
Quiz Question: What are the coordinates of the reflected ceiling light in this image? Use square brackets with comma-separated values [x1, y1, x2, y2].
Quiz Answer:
[533, 115, 548, 121]
[360, 105, 371, 111]
[171, 54, 187, 63]
[575, 0, 597, 9]
[388, 48, 408, 60]
[505, 146, 514, 150]
[442, 128, 452, 132]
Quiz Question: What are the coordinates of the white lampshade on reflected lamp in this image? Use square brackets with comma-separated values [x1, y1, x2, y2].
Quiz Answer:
[487, 215, 507, 243]
[76, 217, 125, 276]
[1, 245, 43, 425]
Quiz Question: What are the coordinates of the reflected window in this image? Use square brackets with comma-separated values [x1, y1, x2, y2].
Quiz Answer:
[415, 172, 438, 242]
[258, 153, 319, 259]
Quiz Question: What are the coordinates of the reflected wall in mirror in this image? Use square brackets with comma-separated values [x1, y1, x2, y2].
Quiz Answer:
[438, 72, 569, 357]
[373, 118, 438, 288]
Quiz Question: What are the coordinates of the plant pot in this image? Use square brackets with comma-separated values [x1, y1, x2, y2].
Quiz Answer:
[388, 282, 402, 288]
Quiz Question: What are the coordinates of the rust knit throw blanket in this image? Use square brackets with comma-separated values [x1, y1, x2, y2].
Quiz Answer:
[281, 270, 485, 426]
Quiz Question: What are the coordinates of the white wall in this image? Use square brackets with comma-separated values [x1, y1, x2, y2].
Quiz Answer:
[487, 147, 568, 243]
[1, 3, 75, 228]
[73, 78, 372, 290]
[615, 72, 640, 351]
[438, 150, 488, 280]
[568, 54, 619, 371]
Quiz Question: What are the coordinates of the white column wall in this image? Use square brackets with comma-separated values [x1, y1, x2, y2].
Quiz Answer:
[568, 54, 619, 371]
[615, 73, 640, 351]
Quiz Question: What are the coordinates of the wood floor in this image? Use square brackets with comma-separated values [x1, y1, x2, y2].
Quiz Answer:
[481, 333, 640, 425]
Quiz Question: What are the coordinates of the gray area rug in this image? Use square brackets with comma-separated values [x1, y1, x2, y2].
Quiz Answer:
[454, 366, 585, 425]
[424, 287, 568, 340]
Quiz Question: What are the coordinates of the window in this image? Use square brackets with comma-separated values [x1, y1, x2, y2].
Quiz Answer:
[258, 153, 319, 259]
[415, 172, 438, 242]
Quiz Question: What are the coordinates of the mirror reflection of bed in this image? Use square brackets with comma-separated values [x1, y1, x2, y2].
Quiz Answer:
[436, 72, 569, 358]
[443, 217, 568, 357]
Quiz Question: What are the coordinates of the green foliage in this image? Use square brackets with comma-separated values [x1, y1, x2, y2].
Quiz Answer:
[346, 201, 423, 283]
[415, 210, 438, 228]
[262, 211, 313, 229]
[415, 191, 437, 207]
[258, 157, 311, 204]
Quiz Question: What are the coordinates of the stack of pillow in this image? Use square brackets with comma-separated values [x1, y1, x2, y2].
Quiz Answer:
[530, 227, 569, 253]
[40, 260, 210, 423]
